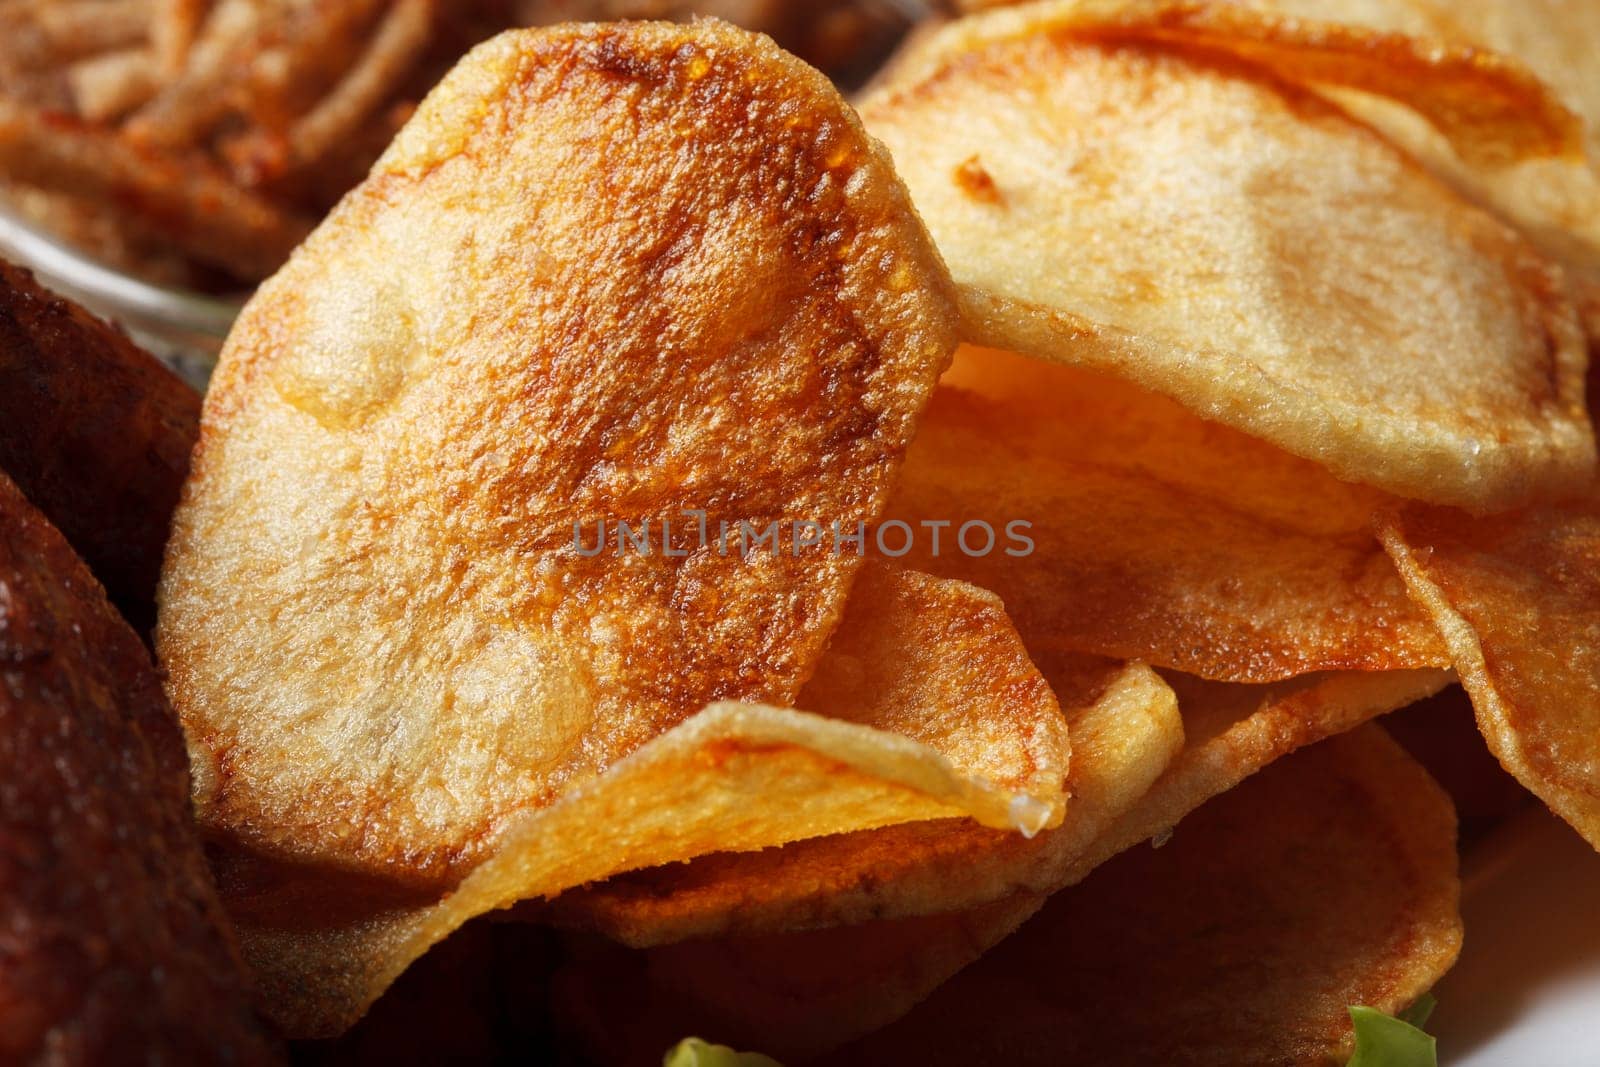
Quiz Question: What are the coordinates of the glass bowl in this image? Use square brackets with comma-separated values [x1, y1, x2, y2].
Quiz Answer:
[0, 204, 245, 389]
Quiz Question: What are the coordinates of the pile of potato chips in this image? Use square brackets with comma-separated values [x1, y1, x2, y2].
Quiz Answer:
[138, 0, 1600, 1062]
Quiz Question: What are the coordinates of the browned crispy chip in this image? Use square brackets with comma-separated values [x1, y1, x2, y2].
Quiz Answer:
[214, 562, 1072, 1036]
[160, 18, 960, 884]
[546, 654, 1182, 946]
[836, 724, 1462, 1066]
[549, 659, 1446, 947]
[1381, 495, 1600, 850]
[860, 4, 1594, 509]
[888, 345, 1448, 681]
[0, 259, 199, 632]
[157, 20, 1006, 1036]
[0, 469, 278, 1064]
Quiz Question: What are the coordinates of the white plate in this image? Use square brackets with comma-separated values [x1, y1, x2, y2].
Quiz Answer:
[1432, 807, 1600, 1065]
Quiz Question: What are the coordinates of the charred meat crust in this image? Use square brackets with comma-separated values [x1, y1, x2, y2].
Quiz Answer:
[0, 470, 278, 1065]
[0, 260, 200, 635]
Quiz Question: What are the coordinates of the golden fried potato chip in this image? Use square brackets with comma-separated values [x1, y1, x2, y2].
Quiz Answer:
[213, 561, 1074, 1036]
[545, 654, 1181, 946]
[549, 659, 1446, 947]
[1220, 0, 1600, 334]
[837, 725, 1462, 1066]
[1070, 666, 1453, 883]
[946, 0, 1580, 167]
[159, 20, 961, 886]
[888, 346, 1448, 681]
[1381, 497, 1600, 849]
[859, 6, 1594, 510]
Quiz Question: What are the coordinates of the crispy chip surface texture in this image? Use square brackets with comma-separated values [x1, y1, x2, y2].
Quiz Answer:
[546, 654, 1180, 946]
[837, 726, 1462, 1066]
[1382, 497, 1600, 849]
[550, 658, 1446, 946]
[217, 563, 1072, 1037]
[0, 471, 277, 1065]
[158, 20, 959, 883]
[947, 0, 1582, 166]
[1041, 0, 1600, 336]
[861, 9, 1593, 509]
[889, 346, 1448, 681]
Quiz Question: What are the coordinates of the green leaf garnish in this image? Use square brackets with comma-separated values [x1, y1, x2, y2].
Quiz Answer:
[1397, 992, 1437, 1030]
[663, 1036, 784, 1067]
[1347, 995, 1438, 1067]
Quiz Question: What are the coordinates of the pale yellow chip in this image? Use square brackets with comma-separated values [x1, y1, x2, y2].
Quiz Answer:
[211, 561, 1073, 1036]
[545, 653, 1181, 946]
[945, 0, 1581, 167]
[860, 4, 1593, 509]
[157, 20, 960, 887]
[1381, 495, 1600, 850]
[886, 345, 1448, 682]
[835, 724, 1462, 1065]
[544, 675, 1451, 1063]
[1070, 666, 1452, 886]
[1222, 0, 1600, 333]
[547, 658, 1445, 947]
[945, 0, 1600, 332]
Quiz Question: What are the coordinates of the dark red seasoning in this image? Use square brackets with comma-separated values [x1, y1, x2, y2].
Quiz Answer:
[0, 260, 201, 636]
[0, 469, 280, 1065]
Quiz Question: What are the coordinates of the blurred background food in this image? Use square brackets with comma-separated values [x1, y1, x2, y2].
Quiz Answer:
[0, 0, 931, 292]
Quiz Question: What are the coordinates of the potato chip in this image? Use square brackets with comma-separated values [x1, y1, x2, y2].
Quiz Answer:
[1190, 0, 1600, 335]
[1071, 666, 1452, 884]
[548, 659, 1445, 947]
[548, 894, 1045, 1064]
[1412, 0, 1600, 160]
[545, 654, 1181, 946]
[214, 560, 1073, 1036]
[1019, 0, 1600, 339]
[836, 725, 1462, 1066]
[159, 20, 960, 886]
[887, 345, 1448, 681]
[860, 6, 1594, 509]
[946, 0, 1580, 167]
[0, 470, 277, 1064]
[794, 564, 1072, 817]
[1381, 496, 1600, 850]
